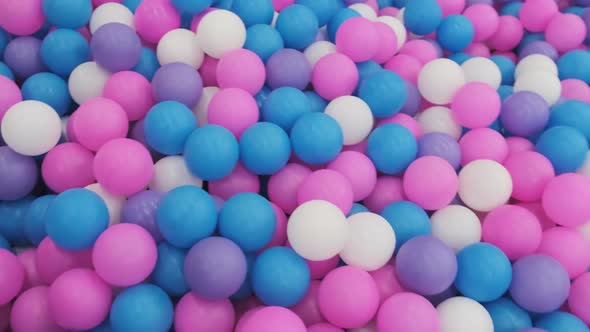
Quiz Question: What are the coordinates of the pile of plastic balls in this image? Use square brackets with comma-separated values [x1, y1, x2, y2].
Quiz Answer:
[1, 0, 590, 331]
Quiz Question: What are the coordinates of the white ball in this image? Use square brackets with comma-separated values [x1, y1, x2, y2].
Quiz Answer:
[396, 7, 405, 23]
[157, 29, 205, 69]
[196, 10, 246, 58]
[577, 151, 590, 178]
[89, 3, 134, 34]
[431, 205, 481, 252]
[577, 221, 590, 245]
[193, 86, 219, 127]
[150, 156, 203, 192]
[349, 3, 378, 21]
[437, 297, 494, 332]
[304, 41, 337, 67]
[287, 200, 349, 261]
[418, 59, 466, 105]
[1, 101, 61, 156]
[376, 16, 406, 52]
[324, 96, 374, 145]
[417, 106, 463, 140]
[461, 57, 502, 89]
[85, 183, 125, 225]
[458, 159, 513, 212]
[514, 54, 558, 79]
[514, 71, 561, 106]
[68, 62, 111, 105]
[339, 212, 395, 271]
[271, 11, 279, 28]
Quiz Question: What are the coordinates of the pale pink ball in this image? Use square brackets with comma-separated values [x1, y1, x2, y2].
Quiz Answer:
[543, 173, 590, 227]
[10, 286, 65, 332]
[463, 4, 499, 42]
[364, 176, 406, 213]
[451, 82, 501, 129]
[260, 204, 288, 251]
[0, 249, 24, 305]
[379, 7, 400, 17]
[35, 237, 93, 285]
[487, 16, 524, 51]
[327, 151, 377, 202]
[207, 88, 259, 138]
[459, 128, 508, 166]
[545, 14, 586, 53]
[273, 0, 295, 11]
[103, 71, 154, 121]
[297, 169, 354, 215]
[175, 292, 235, 332]
[372, 22, 397, 64]
[384, 55, 423, 84]
[217, 49, 265, 95]
[0, 76, 23, 123]
[199, 55, 220, 87]
[209, 163, 260, 200]
[517, 202, 555, 230]
[504, 151, 555, 202]
[0, 0, 45, 36]
[399, 40, 439, 65]
[191, 8, 216, 32]
[73, 97, 129, 152]
[370, 264, 404, 305]
[312, 53, 359, 100]
[307, 256, 340, 280]
[268, 163, 312, 214]
[561, 79, 590, 104]
[379, 113, 423, 139]
[134, 0, 181, 43]
[569, 272, 590, 326]
[41, 143, 96, 193]
[240, 306, 306, 332]
[17, 249, 42, 291]
[464, 42, 491, 57]
[506, 136, 535, 157]
[436, 0, 465, 16]
[308, 323, 344, 332]
[403, 156, 458, 211]
[290, 280, 324, 326]
[377, 292, 439, 332]
[336, 17, 379, 63]
[519, 0, 559, 32]
[537, 227, 590, 279]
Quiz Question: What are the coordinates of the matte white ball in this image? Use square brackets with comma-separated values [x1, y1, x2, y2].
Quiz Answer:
[324, 96, 374, 145]
[396, 7, 405, 23]
[150, 156, 203, 192]
[339, 212, 396, 271]
[417, 106, 463, 140]
[349, 3, 378, 20]
[376, 16, 406, 52]
[431, 205, 481, 252]
[437, 297, 494, 332]
[287, 200, 349, 261]
[304, 41, 337, 67]
[196, 10, 246, 58]
[514, 54, 558, 79]
[89, 3, 134, 34]
[458, 159, 513, 212]
[85, 183, 125, 225]
[157, 29, 205, 69]
[514, 71, 561, 105]
[193, 86, 219, 127]
[461, 57, 502, 89]
[68, 62, 111, 105]
[418, 59, 466, 105]
[1, 101, 61, 156]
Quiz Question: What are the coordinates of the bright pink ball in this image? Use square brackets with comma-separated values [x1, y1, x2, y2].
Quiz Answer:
[451, 82, 501, 129]
[217, 49, 265, 95]
[327, 151, 377, 202]
[240, 306, 306, 332]
[0, 304, 9, 332]
[377, 292, 439, 332]
[561, 79, 590, 104]
[17, 249, 42, 291]
[199, 55, 219, 87]
[370, 264, 405, 304]
[191, 8, 216, 32]
[66, 112, 79, 143]
[464, 42, 491, 57]
[379, 7, 400, 17]
[318, 266, 379, 329]
[103, 71, 154, 121]
[307, 256, 340, 280]
[504, 151, 555, 202]
[207, 88, 259, 138]
[372, 22, 397, 64]
[307, 323, 344, 332]
[506, 136, 535, 157]
[336, 17, 379, 63]
[35, 237, 93, 285]
[273, 0, 295, 11]
[463, 4, 499, 42]
[569, 272, 590, 326]
[384, 54, 423, 84]
[379, 113, 423, 139]
[297, 169, 354, 215]
[518, 202, 555, 230]
[487, 15, 524, 51]
[459, 128, 508, 166]
[537, 227, 590, 279]
[134, 0, 181, 44]
[364, 176, 405, 214]
[312, 53, 359, 100]
[290, 280, 324, 326]
[0, 76, 22, 123]
[92, 223, 157, 287]
[542, 173, 590, 227]
[399, 40, 439, 65]
[268, 163, 312, 214]
[93, 138, 154, 195]
[10, 286, 65, 332]
[0, 249, 24, 305]
[545, 13, 587, 53]
[403, 156, 458, 211]
[436, 0, 465, 16]
[175, 292, 235, 332]
[483, 204, 542, 260]
[42, 143, 95, 193]
[209, 163, 260, 200]
[73, 97, 129, 152]
[260, 203, 288, 251]
[0, 0, 45, 36]
[519, 0, 558, 32]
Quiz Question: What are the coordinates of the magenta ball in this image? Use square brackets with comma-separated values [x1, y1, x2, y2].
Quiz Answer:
[10, 286, 65, 332]
[73, 97, 129, 152]
[307, 256, 340, 280]
[451, 82, 501, 129]
[209, 163, 260, 200]
[297, 169, 354, 215]
[174, 292, 235, 332]
[17, 249, 42, 291]
[41, 143, 96, 193]
[239, 306, 306, 332]
[268, 163, 312, 214]
[335, 17, 379, 63]
[0, 76, 22, 123]
[307, 323, 344, 332]
[370, 264, 405, 304]
[327, 151, 377, 202]
[103, 71, 155, 121]
[364, 175, 406, 213]
[537, 227, 590, 279]
[207, 88, 259, 138]
[0, 249, 24, 305]
[459, 128, 508, 166]
[134, 0, 181, 44]
[217, 49, 265, 95]
[261, 203, 288, 250]
[542, 173, 590, 228]
[504, 151, 555, 203]
[0, 0, 45, 36]
[35, 237, 93, 285]
[403, 156, 458, 211]
[289, 280, 323, 326]
[312, 53, 359, 100]
[377, 292, 439, 332]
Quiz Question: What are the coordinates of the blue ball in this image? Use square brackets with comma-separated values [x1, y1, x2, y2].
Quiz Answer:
[0, 198, 34, 246]
[0, 234, 9, 250]
[296, 0, 343, 26]
[219, 193, 276, 252]
[381, 201, 431, 251]
[500, 2, 522, 17]
[151, 242, 190, 297]
[0, 62, 14, 80]
[252, 246, 310, 306]
[549, 100, 590, 142]
[291, 112, 343, 165]
[132, 47, 160, 81]
[448, 52, 472, 65]
[213, 0, 233, 9]
[45, 189, 109, 250]
[378, 0, 394, 7]
[262, 87, 311, 132]
[40, 29, 89, 77]
[231, 253, 256, 300]
[42, 0, 92, 29]
[359, 70, 407, 118]
[497, 85, 514, 102]
[23, 195, 55, 246]
[305, 91, 327, 113]
[535, 312, 590, 332]
[557, 50, 590, 84]
[110, 284, 174, 332]
[171, 0, 213, 14]
[156, 186, 218, 248]
[232, 0, 274, 26]
[491, 55, 516, 85]
[455, 243, 512, 302]
[356, 60, 383, 94]
[240, 122, 291, 175]
[564, 6, 585, 16]
[484, 298, 533, 332]
[536, 126, 588, 174]
[244, 24, 284, 62]
[0, 28, 9, 59]
[348, 203, 370, 216]
[367, 124, 417, 174]
[276, 4, 319, 50]
[123, 0, 142, 12]
[144, 101, 197, 155]
[392, 0, 408, 7]
[255, 85, 272, 108]
[436, 15, 474, 52]
[184, 125, 240, 180]
[327, 8, 361, 42]
[404, 0, 442, 35]
[21, 72, 72, 116]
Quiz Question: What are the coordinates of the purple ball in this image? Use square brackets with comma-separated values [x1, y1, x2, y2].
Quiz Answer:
[130, 119, 164, 161]
[91, 23, 141, 72]
[184, 237, 247, 300]
[519, 41, 558, 61]
[500, 91, 549, 137]
[344, 0, 365, 4]
[152, 62, 203, 108]
[466, 0, 493, 5]
[509, 254, 570, 314]
[3, 37, 46, 80]
[265, 48, 311, 90]
[578, 0, 590, 7]
[0, 146, 38, 201]
[400, 80, 420, 117]
[121, 190, 164, 242]
[395, 235, 458, 296]
[417, 132, 461, 169]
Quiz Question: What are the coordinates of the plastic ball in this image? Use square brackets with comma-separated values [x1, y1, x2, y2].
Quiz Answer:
[85, 183, 125, 226]
[535, 311, 590, 332]
[239, 306, 306, 332]
[327, 151, 377, 202]
[144, 101, 196, 155]
[549, 100, 590, 142]
[304, 41, 337, 69]
[262, 87, 310, 132]
[372, 22, 397, 64]
[437, 297, 494, 332]
[537, 227, 590, 279]
[487, 15, 523, 51]
[42, 0, 91, 29]
[90, 3, 134, 34]
[91, 23, 141, 72]
[359, 70, 407, 118]
[288, 279, 323, 325]
[121, 190, 164, 242]
[542, 173, 590, 227]
[514, 71, 561, 105]
[490, 55, 515, 86]
[518, 0, 557, 32]
[73, 97, 129, 151]
[0, 146, 38, 201]
[0, 0, 45, 36]
[171, 0, 212, 15]
[266, 50, 312, 91]
[324, 96, 373, 145]
[21, 72, 71, 116]
[307, 323, 344, 332]
[153, 62, 203, 108]
[312, 52, 359, 100]
[134, 0, 180, 44]
[431, 205, 481, 252]
[102, 71, 153, 121]
[403, 0, 442, 35]
[157, 29, 204, 69]
[462, 4, 498, 42]
[367, 124, 417, 174]
[327, 8, 361, 41]
[451, 82, 500, 129]
[500, 91, 549, 137]
[230, 0, 273, 26]
[150, 242, 189, 296]
[458, 159, 512, 212]
[0, 62, 14, 80]
[184, 124, 239, 180]
[349, 3, 377, 20]
[483, 298, 532, 332]
[4, 36, 46, 81]
[377, 292, 439, 332]
[268, 163, 312, 214]
[276, 4, 319, 50]
[10, 286, 63, 332]
[545, 13, 586, 53]
[536, 126, 588, 175]
[150, 156, 202, 192]
[558, 50, 590, 84]
[504, 151, 554, 203]
[217, 49, 265, 95]
[35, 237, 93, 285]
[193, 86, 218, 126]
[41, 143, 95, 193]
[461, 56, 501, 88]
[208, 162, 260, 200]
[515, 54, 557, 79]
[335, 17, 378, 62]
[417, 132, 461, 169]
[23, 195, 54, 245]
[207, 88, 259, 138]
[380, 200, 430, 252]
[68, 61, 111, 105]
[196, 10, 246, 58]
[403, 156, 458, 211]
[0, 249, 24, 305]
[244, 24, 284, 62]
[291, 112, 343, 165]
[418, 58, 465, 105]
[377, 16, 406, 51]
[436, 15, 474, 52]
[239, 122, 290, 175]
[175, 292, 235, 332]
[459, 128, 507, 165]
[133, 47, 160, 80]
[569, 272, 590, 326]
[110, 284, 174, 332]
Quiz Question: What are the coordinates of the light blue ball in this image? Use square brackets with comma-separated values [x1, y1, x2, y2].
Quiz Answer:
[232, 0, 274, 26]
[0, 28, 9, 59]
[296, 0, 343, 26]
[219, 193, 276, 252]
[500, 2, 522, 17]
[448, 52, 472, 65]
[404, 0, 442, 35]
[367, 124, 417, 174]
[132, 47, 160, 81]
[42, 0, 92, 29]
[549, 100, 590, 142]
[484, 298, 533, 332]
[23, 195, 55, 246]
[348, 203, 370, 216]
[231, 253, 256, 300]
[123, 0, 142, 12]
[498, 85, 514, 102]
[436, 15, 474, 52]
[252, 246, 310, 306]
[305, 91, 327, 113]
[557, 50, 590, 84]
[262, 87, 311, 132]
[240, 122, 291, 175]
[0, 62, 14, 80]
[359, 70, 407, 118]
[184, 125, 240, 180]
[151, 243, 190, 297]
[536, 126, 588, 174]
[244, 24, 284, 62]
[381, 201, 431, 251]
[110, 284, 174, 332]
[213, 0, 233, 10]
[564, 6, 585, 16]
[0, 198, 34, 247]
[171, 0, 213, 14]
[144, 101, 197, 156]
[0, 234, 9, 250]
[45, 188, 109, 250]
[22, 72, 72, 116]
[156, 186, 218, 249]
[327, 8, 361, 42]
[276, 4, 319, 50]
[40, 29, 89, 77]
[291, 112, 343, 165]
[535, 312, 590, 332]
[491, 55, 516, 85]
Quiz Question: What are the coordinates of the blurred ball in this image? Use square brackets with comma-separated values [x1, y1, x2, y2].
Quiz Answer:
[377, 292, 439, 332]
[262, 87, 310, 132]
[145, 101, 196, 155]
[461, 56, 501, 88]
[536, 311, 590, 332]
[324, 96, 373, 145]
[90, 3, 134, 34]
[102, 70, 153, 121]
[184, 125, 239, 180]
[134, 0, 180, 44]
[417, 106, 462, 140]
[436, 15, 474, 52]
[484, 298, 532, 332]
[3, 36, 46, 80]
[536, 126, 588, 174]
[22, 72, 71, 116]
[152, 62, 203, 109]
[150, 156, 202, 192]
[207, 88, 258, 138]
[91, 23, 141, 72]
[359, 70, 407, 118]
[0, 146, 38, 201]
[403, 0, 442, 35]
[157, 29, 204, 69]
[10, 287, 63, 332]
[418, 58, 465, 105]
[240, 122, 290, 175]
[515, 54, 557, 79]
[0, 249, 24, 305]
[151, 243, 189, 297]
[276, 4, 319, 50]
[121, 190, 164, 242]
[381, 200, 430, 251]
[458, 160, 512, 212]
[217, 49, 265, 95]
[175, 293, 235, 332]
[197, 10, 246, 58]
[367, 124, 417, 175]
[110, 284, 174, 332]
[431, 205, 481, 252]
[266, 48, 312, 90]
[514, 70, 561, 105]
[312, 52, 358, 100]
[74, 97, 129, 152]
[244, 24, 284, 62]
[336, 17, 378, 62]
[42, 143, 95, 193]
[500, 91, 549, 137]
[403, 156, 458, 211]
[43, 0, 92, 29]
[68, 62, 111, 105]
[437, 297, 493, 332]
[0, 0, 45, 36]
[291, 112, 343, 165]
[542, 173, 590, 227]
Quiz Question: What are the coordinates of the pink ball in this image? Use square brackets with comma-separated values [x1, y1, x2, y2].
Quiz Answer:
[17, 249, 42, 291]
[379, 113, 423, 139]
[134, 0, 181, 44]
[384, 55, 423, 84]
[199, 55, 219, 87]
[268, 163, 312, 214]
[436, 0, 465, 16]
[379, 7, 400, 17]
[93, 138, 154, 195]
[504, 151, 555, 203]
[399, 40, 439, 65]
[506, 136, 535, 157]
[297, 169, 354, 215]
[463, 4, 499, 42]
[542, 173, 590, 227]
[0, 249, 24, 305]
[240, 306, 306, 332]
[451, 82, 501, 129]
[459, 128, 508, 166]
[10, 286, 65, 332]
[335, 17, 379, 63]
[364, 176, 406, 213]
[273, 0, 295, 11]
[175, 292, 235, 332]
[92, 223, 157, 287]
[344, 139, 368, 154]
[209, 163, 260, 200]
[517, 202, 555, 231]
[370, 264, 404, 305]
[464, 42, 491, 57]
[0, 0, 45, 36]
[312, 53, 359, 100]
[48, 269, 111, 331]
[35, 237, 93, 285]
[308, 323, 344, 332]
[537, 227, 590, 279]
[103, 71, 154, 121]
[207, 88, 259, 138]
[0, 304, 9, 332]
[290, 280, 324, 326]
[403, 156, 458, 211]
[487, 15, 524, 51]
[483, 204, 543, 260]
[191, 8, 216, 32]
[318, 266, 379, 329]
[0, 76, 22, 123]
[561, 79, 590, 104]
[307, 256, 340, 280]
[327, 151, 377, 202]
[41, 143, 95, 193]
[372, 22, 397, 64]
[569, 272, 590, 326]
[260, 203, 288, 251]
[519, 0, 558, 32]
[66, 112, 79, 143]
[73, 97, 129, 152]
[377, 292, 439, 332]
[545, 14, 587, 53]
[217, 49, 265, 95]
